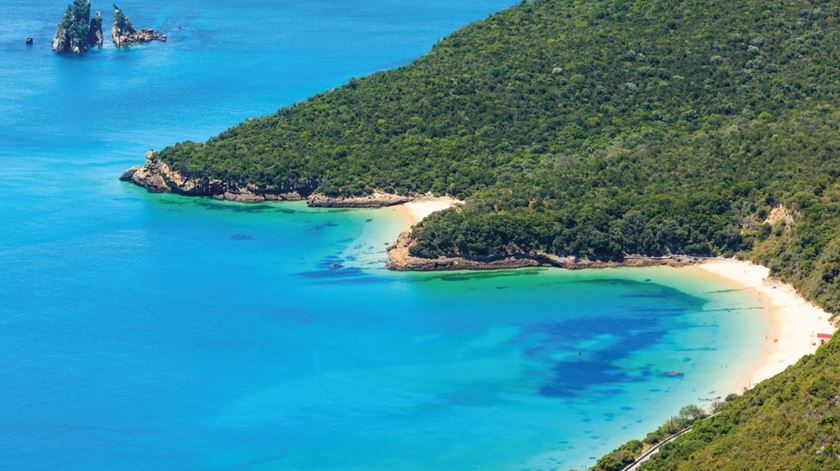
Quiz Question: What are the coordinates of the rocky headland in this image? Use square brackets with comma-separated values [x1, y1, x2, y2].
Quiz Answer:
[122, 153, 708, 271]
[386, 231, 705, 271]
[120, 152, 311, 202]
[121, 153, 411, 208]
[112, 5, 167, 47]
[52, 0, 103, 54]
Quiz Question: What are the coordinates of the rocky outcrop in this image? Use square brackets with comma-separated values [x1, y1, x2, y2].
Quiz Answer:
[386, 231, 706, 271]
[121, 153, 419, 207]
[112, 5, 167, 47]
[307, 192, 412, 208]
[121, 152, 312, 202]
[764, 204, 798, 227]
[52, 1, 103, 54]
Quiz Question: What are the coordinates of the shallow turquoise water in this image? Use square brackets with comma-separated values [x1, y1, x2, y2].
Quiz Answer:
[1, 1, 769, 469]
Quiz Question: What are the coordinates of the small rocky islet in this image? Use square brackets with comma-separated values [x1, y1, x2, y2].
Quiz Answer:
[51, 1, 166, 55]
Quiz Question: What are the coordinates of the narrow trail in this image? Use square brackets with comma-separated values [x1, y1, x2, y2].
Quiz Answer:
[622, 412, 720, 471]
[621, 427, 691, 471]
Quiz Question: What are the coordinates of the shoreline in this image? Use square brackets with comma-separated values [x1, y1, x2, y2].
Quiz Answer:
[694, 260, 836, 393]
[393, 196, 460, 226]
[126, 178, 838, 399]
[388, 201, 837, 397]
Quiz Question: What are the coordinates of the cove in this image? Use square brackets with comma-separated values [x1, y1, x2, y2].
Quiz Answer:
[0, 1, 768, 469]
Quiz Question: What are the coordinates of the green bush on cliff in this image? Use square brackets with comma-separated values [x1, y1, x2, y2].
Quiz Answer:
[592, 405, 708, 471]
[638, 340, 840, 470]
[113, 4, 136, 34]
[53, 0, 94, 53]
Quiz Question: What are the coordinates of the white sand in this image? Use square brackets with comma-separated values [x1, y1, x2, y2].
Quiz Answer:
[697, 259, 836, 391]
[397, 196, 459, 226]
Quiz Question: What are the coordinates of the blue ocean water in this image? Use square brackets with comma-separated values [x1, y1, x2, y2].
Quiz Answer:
[0, 1, 770, 470]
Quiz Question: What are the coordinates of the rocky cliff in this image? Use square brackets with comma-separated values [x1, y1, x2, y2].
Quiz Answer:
[122, 153, 419, 208]
[112, 5, 167, 47]
[52, 0, 103, 54]
[120, 152, 311, 202]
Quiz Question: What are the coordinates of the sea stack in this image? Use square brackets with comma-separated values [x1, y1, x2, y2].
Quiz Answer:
[52, 0, 103, 54]
[112, 5, 167, 47]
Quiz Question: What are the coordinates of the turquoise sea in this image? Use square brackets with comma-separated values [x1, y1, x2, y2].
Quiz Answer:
[1, 1, 770, 469]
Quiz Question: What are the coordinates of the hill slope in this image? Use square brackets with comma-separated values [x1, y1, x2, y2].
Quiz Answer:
[129, 1, 840, 468]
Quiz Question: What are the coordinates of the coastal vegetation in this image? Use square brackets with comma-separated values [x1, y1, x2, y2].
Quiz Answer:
[152, 0, 840, 312]
[592, 405, 708, 471]
[136, 0, 839, 468]
[634, 339, 840, 470]
[112, 4, 134, 33]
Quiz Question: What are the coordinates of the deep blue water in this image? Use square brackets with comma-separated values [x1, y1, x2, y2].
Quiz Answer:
[1, 1, 768, 469]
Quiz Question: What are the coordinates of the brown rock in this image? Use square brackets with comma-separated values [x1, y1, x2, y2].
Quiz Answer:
[386, 231, 707, 272]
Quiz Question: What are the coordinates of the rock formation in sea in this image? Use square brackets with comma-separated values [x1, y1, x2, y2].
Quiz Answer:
[52, 0, 103, 54]
[87, 11, 104, 47]
[112, 5, 167, 47]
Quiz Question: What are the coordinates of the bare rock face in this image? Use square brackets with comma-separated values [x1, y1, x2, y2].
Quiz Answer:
[112, 5, 167, 47]
[52, 0, 103, 54]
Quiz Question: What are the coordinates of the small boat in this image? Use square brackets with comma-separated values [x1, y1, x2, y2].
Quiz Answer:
[25, 37, 33, 46]
[667, 370, 684, 377]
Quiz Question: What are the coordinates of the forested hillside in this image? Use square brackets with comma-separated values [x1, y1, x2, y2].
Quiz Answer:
[157, 0, 840, 311]
[150, 1, 839, 468]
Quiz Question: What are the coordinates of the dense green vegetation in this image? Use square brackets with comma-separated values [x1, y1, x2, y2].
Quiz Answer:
[592, 405, 708, 471]
[153, 1, 840, 468]
[637, 340, 840, 470]
[113, 4, 136, 34]
[157, 0, 840, 312]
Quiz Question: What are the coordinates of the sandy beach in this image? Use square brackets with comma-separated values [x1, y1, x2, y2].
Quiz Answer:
[696, 259, 836, 392]
[389, 200, 837, 395]
[395, 196, 460, 226]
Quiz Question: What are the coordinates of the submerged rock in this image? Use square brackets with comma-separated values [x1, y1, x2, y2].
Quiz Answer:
[52, 0, 102, 54]
[112, 5, 167, 47]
